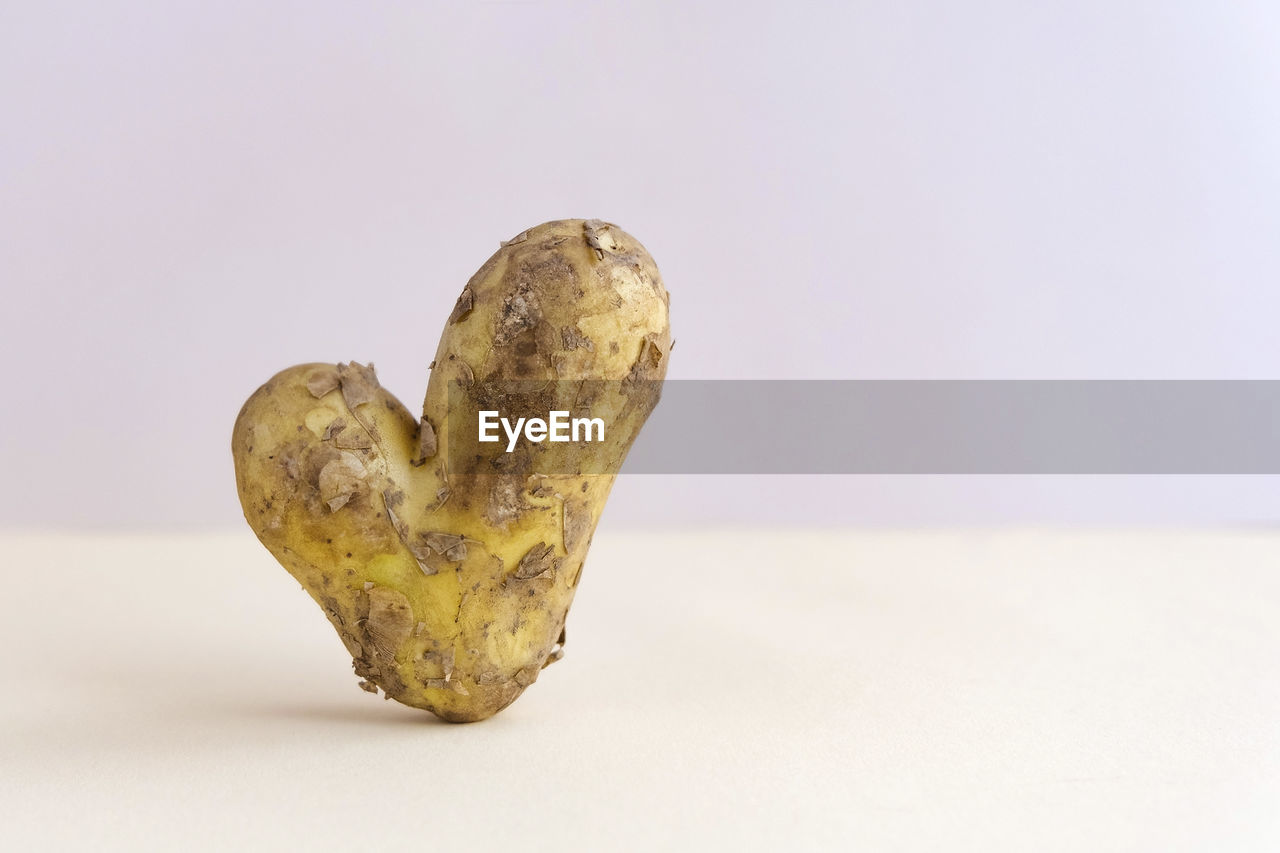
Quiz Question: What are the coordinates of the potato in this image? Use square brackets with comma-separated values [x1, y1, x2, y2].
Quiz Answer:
[232, 220, 670, 721]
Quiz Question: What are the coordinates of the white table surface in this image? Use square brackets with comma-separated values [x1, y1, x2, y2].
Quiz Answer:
[2, 528, 1278, 851]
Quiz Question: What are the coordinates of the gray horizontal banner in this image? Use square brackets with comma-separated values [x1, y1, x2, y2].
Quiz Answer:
[446, 381, 1280, 475]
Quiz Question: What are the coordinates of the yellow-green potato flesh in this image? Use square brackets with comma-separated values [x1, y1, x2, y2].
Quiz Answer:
[232, 220, 670, 722]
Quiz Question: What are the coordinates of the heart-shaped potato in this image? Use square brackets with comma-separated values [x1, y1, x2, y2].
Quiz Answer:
[232, 220, 670, 721]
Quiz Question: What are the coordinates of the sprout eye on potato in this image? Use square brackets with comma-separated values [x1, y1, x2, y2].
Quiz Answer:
[232, 219, 670, 722]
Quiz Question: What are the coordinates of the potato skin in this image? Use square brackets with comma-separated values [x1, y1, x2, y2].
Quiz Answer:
[232, 220, 670, 721]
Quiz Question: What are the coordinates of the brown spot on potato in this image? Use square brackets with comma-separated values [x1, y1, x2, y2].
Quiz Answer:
[318, 451, 367, 512]
[493, 284, 541, 346]
[449, 288, 474, 324]
[365, 586, 414, 664]
[413, 416, 437, 465]
[561, 326, 594, 351]
[416, 531, 468, 563]
[562, 499, 591, 555]
[484, 477, 523, 529]
[513, 542, 559, 581]
[333, 426, 373, 450]
[583, 219, 609, 259]
[306, 367, 341, 398]
[337, 361, 380, 410]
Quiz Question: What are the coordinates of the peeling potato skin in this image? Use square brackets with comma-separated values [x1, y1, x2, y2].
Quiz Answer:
[232, 220, 670, 722]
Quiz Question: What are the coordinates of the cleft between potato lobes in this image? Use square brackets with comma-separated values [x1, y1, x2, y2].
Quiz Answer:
[231, 219, 671, 722]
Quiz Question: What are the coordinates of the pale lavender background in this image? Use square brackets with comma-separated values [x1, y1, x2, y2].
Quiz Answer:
[3, 1, 1279, 529]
